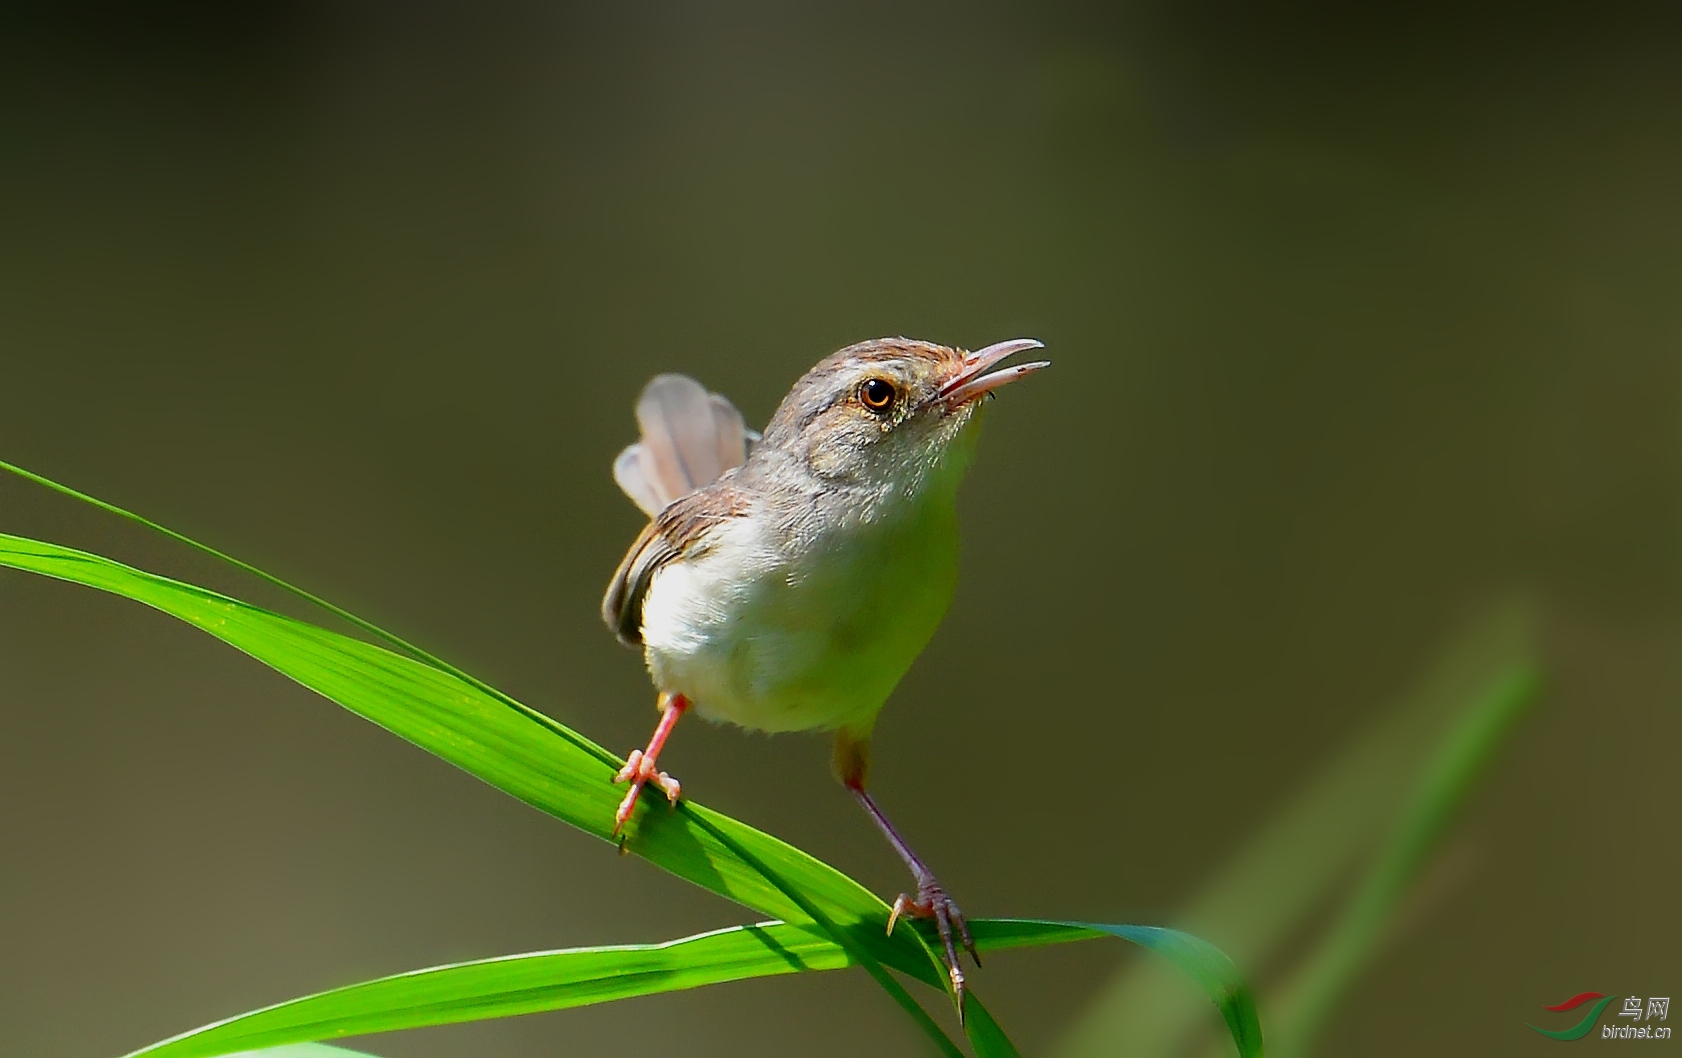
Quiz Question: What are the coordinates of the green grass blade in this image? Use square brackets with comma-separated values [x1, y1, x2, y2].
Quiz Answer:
[1265, 664, 1541, 1057]
[228, 1047, 384, 1058]
[668, 806, 966, 1058]
[1057, 602, 1534, 1058]
[0, 458, 480, 687]
[135, 919, 1087, 1058]
[864, 972, 966, 1058]
[125, 922, 850, 1058]
[962, 919, 1100, 952]
[962, 990, 1023, 1058]
[130, 916, 1221, 1058]
[959, 920, 1261, 1058]
[1082, 925, 1263, 1058]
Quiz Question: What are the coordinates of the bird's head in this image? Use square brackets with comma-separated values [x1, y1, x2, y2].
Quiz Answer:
[758, 337, 1048, 497]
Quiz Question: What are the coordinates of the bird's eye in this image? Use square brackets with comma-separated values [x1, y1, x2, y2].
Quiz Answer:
[859, 377, 896, 412]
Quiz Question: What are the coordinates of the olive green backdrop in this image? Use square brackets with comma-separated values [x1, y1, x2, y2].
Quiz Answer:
[1, 3, 1678, 1056]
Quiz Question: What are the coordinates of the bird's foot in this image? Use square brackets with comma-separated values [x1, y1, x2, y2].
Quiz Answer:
[612, 749, 682, 835]
[612, 694, 689, 837]
[887, 877, 980, 1006]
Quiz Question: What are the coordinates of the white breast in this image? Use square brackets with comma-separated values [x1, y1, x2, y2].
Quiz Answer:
[639, 495, 961, 735]
[638, 517, 767, 667]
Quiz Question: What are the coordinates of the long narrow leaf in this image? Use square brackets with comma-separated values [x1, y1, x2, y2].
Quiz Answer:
[1084, 925, 1263, 1057]
[1059, 603, 1533, 1058]
[128, 922, 850, 1058]
[124, 916, 1246, 1058]
[231, 1047, 384, 1058]
[1265, 665, 1540, 1057]
[963, 989, 1024, 1058]
[671, 802, 967, 1058]
[979, 921, 1263, 1058]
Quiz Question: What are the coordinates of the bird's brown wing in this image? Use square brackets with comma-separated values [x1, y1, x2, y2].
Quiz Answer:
[602, 480, 753, 646]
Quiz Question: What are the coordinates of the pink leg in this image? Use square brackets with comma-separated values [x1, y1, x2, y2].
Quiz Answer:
[613, 693, 690, 835]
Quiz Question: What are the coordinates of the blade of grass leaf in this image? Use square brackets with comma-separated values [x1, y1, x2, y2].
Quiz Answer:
[229, 1047, 384, 1058]
[1082, 925, 1263, 1058]
[128, 917, 1241, 1058]
[931, 919, 1264, 1058]
[125, 921, 851, 1058]
[962, 988, 1023, 1058]
[961, 919, 1099, 953]
[0, 458, 480, 688]
[669, 803, 968, 1057]
[1057, 602, 1533, 1058]
[963, 922, 1263, 1058]
[134, 917, 1250, 1058]
[134, 918, 1092, 1058]
[1265, 664, 1540, 1057]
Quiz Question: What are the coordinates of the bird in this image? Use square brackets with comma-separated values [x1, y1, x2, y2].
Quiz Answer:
[602, 336, 1048, 1009]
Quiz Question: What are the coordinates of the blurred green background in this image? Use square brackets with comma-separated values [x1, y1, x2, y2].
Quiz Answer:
[1, 3, 1678, 1055]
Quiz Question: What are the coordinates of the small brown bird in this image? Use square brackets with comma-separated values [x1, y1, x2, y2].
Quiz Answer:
[603, 336, 1048, 1004]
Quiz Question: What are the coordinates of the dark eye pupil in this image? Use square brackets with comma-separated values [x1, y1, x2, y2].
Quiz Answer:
[863, 379, 894, 409]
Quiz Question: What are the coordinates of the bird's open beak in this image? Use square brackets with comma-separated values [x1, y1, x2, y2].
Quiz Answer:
[939, 338, 1050, 407]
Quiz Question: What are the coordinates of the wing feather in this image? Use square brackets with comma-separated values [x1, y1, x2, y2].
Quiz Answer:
[602, 520, 677, 646]
[601, 482, 753, 645]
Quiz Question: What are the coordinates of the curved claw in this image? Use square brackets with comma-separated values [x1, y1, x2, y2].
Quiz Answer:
[887, 879, 980, 1018]
[887, 894, 910, 936]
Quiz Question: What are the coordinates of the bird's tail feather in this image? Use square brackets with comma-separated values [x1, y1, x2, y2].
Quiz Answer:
[613, 374, 758, 517]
